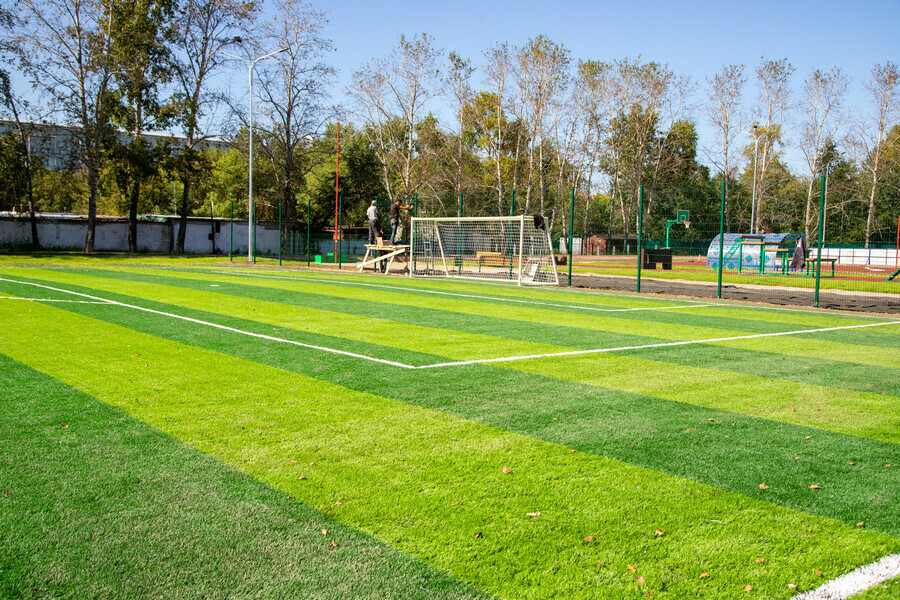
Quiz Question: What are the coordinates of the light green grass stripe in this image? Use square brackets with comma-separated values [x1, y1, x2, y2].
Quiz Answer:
[505, 352, 900, 444]
[0, 268, 562, 361]
[131, 268, 900, 367]
[0, 355, 491, 600]
[2, 301, 898, 599]
[4, 268, 897, 444]
[215, 268, 892, 327]
[8, 266, 898, 373]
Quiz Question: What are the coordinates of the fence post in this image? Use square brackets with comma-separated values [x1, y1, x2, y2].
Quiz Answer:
[637, 185, 644, 293]
[338, 194, 342, 270]
[717, 180, 725, 299]
[306, 196, 311, 266]
[814, 174, 826, 307]
[568, 187, 574, 286]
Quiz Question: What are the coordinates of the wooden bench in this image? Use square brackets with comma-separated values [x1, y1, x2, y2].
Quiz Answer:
[477, 251, 515, 271]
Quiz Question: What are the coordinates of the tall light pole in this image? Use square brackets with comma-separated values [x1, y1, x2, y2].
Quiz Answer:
[750, 125, 767, 235]
[222, 46, 288, 262]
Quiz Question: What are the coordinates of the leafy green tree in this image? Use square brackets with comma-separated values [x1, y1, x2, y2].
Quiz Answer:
[15, 0, 116, 252]
[306, 124, 386, 233]
[106, 0, 176, 252]
[169, 0, 257, 252]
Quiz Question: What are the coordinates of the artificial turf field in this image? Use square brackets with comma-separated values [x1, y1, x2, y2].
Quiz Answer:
[1, 257, 899, 599]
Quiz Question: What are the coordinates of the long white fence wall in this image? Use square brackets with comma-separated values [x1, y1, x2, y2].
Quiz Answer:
[817, 247, 898, 267]
[0, 214, 280, 256]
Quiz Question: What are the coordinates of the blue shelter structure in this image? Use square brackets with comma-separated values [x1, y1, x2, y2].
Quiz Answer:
[707, 233, 805, 274]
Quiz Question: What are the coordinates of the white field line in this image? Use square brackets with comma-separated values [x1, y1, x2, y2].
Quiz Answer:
[1, 297, 109, 304]
[791, 553, 900, 600]
[211, 270, 715, 313]
[0, 278, 414, 369]
[415, 320, 900, 369]
[4, 277, 899, 371]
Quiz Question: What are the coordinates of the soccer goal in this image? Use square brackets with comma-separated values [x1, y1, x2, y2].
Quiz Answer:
[410, 215, 559, 285]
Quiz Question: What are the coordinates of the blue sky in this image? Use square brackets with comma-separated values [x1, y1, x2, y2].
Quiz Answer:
[312, 0, 899, 171]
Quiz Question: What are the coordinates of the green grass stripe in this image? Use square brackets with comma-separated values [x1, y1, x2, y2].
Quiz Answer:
[0, 269, 567, 363]
[3, 294, 898, 543]
[852, 575, 900, 598]
[6, 270, 898, 444]
[511, 349, 900, 443]
[0, 357, 491, 600]
[3, 269, 898, 430]
[108, 268, 900, 367]
[8, 267, 899, 374]
[2, 301, 898, 599]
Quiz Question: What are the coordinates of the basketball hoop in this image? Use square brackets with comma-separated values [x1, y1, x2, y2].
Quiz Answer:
[684, 221, 691, 230]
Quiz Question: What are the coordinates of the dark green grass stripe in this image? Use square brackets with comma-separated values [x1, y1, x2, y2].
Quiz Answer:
[803, 328, 900, 351]
[20, 294, 900, 540]
[0, 353, 491, 600]
[8, 271, 897, 400]
[624, 344, 900, 398]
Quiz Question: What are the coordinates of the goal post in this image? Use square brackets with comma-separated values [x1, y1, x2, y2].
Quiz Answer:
[410, 215, 559, 285]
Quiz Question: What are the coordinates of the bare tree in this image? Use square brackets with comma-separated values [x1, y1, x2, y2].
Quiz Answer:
[14, 0, 116, 252]
[349, 33, 443, 203]
[443, 51, 476, 201]
[851, 62, 900, 247]
[752, 57, 795, 232]
[798, 67, 849, 239]
[478, 42, 515, 212]
[249, 0, 334, 237]
[574, 60, 610, 236]
[514, 35, 570, 216]
[704, 64, 746, 229]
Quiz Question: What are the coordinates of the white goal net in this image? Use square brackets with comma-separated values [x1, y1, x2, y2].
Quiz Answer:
[410, 215, 559, 285]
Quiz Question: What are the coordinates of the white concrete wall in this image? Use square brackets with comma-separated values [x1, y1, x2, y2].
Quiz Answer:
[816, 247, 898, 266]
[0, 214, 280, 256]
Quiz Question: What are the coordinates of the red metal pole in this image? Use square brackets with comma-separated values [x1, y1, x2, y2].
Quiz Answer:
[334, 123, 340, 262]
[895, 214, 899, 268]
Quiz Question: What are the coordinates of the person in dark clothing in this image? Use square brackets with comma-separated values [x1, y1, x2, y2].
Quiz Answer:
[389, 199, 412, 244]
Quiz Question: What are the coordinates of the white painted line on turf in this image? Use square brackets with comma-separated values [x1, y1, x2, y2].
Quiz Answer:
[1, 297, 110, 304]
[0, 278, 416, 369]
[790, 553, 900, 600]
[211, 270, 715, 313]
[5, 277, 899, 371]
[412, 320, 900, 369]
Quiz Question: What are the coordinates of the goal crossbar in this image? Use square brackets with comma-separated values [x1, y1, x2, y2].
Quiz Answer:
[410, 215, 559, 286]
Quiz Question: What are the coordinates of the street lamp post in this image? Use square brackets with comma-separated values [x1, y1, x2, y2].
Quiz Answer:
[222, 47, 288, 262]
[750, 125, 767, 235]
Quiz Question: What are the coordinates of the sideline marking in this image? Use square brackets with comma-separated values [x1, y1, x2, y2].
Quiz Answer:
[0, 278, 414, 369]
[3, 277, 898, 370]
[791, 553, 900, 600]
[1, 297, 109, 304]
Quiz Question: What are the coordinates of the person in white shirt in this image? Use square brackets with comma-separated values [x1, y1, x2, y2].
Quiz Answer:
[366, 200, 380, 244]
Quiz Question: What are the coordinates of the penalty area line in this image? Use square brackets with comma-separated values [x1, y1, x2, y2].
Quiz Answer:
[0, 277, 417, 370]
[414, 319, 900, 369]
[791, 553, 900, 600]
[211, 269, 715, 313]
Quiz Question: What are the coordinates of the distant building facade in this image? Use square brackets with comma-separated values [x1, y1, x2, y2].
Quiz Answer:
[0, 118, 231, 171]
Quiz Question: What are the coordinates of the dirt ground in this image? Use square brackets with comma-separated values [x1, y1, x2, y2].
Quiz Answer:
[567, 272, 900, 314]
